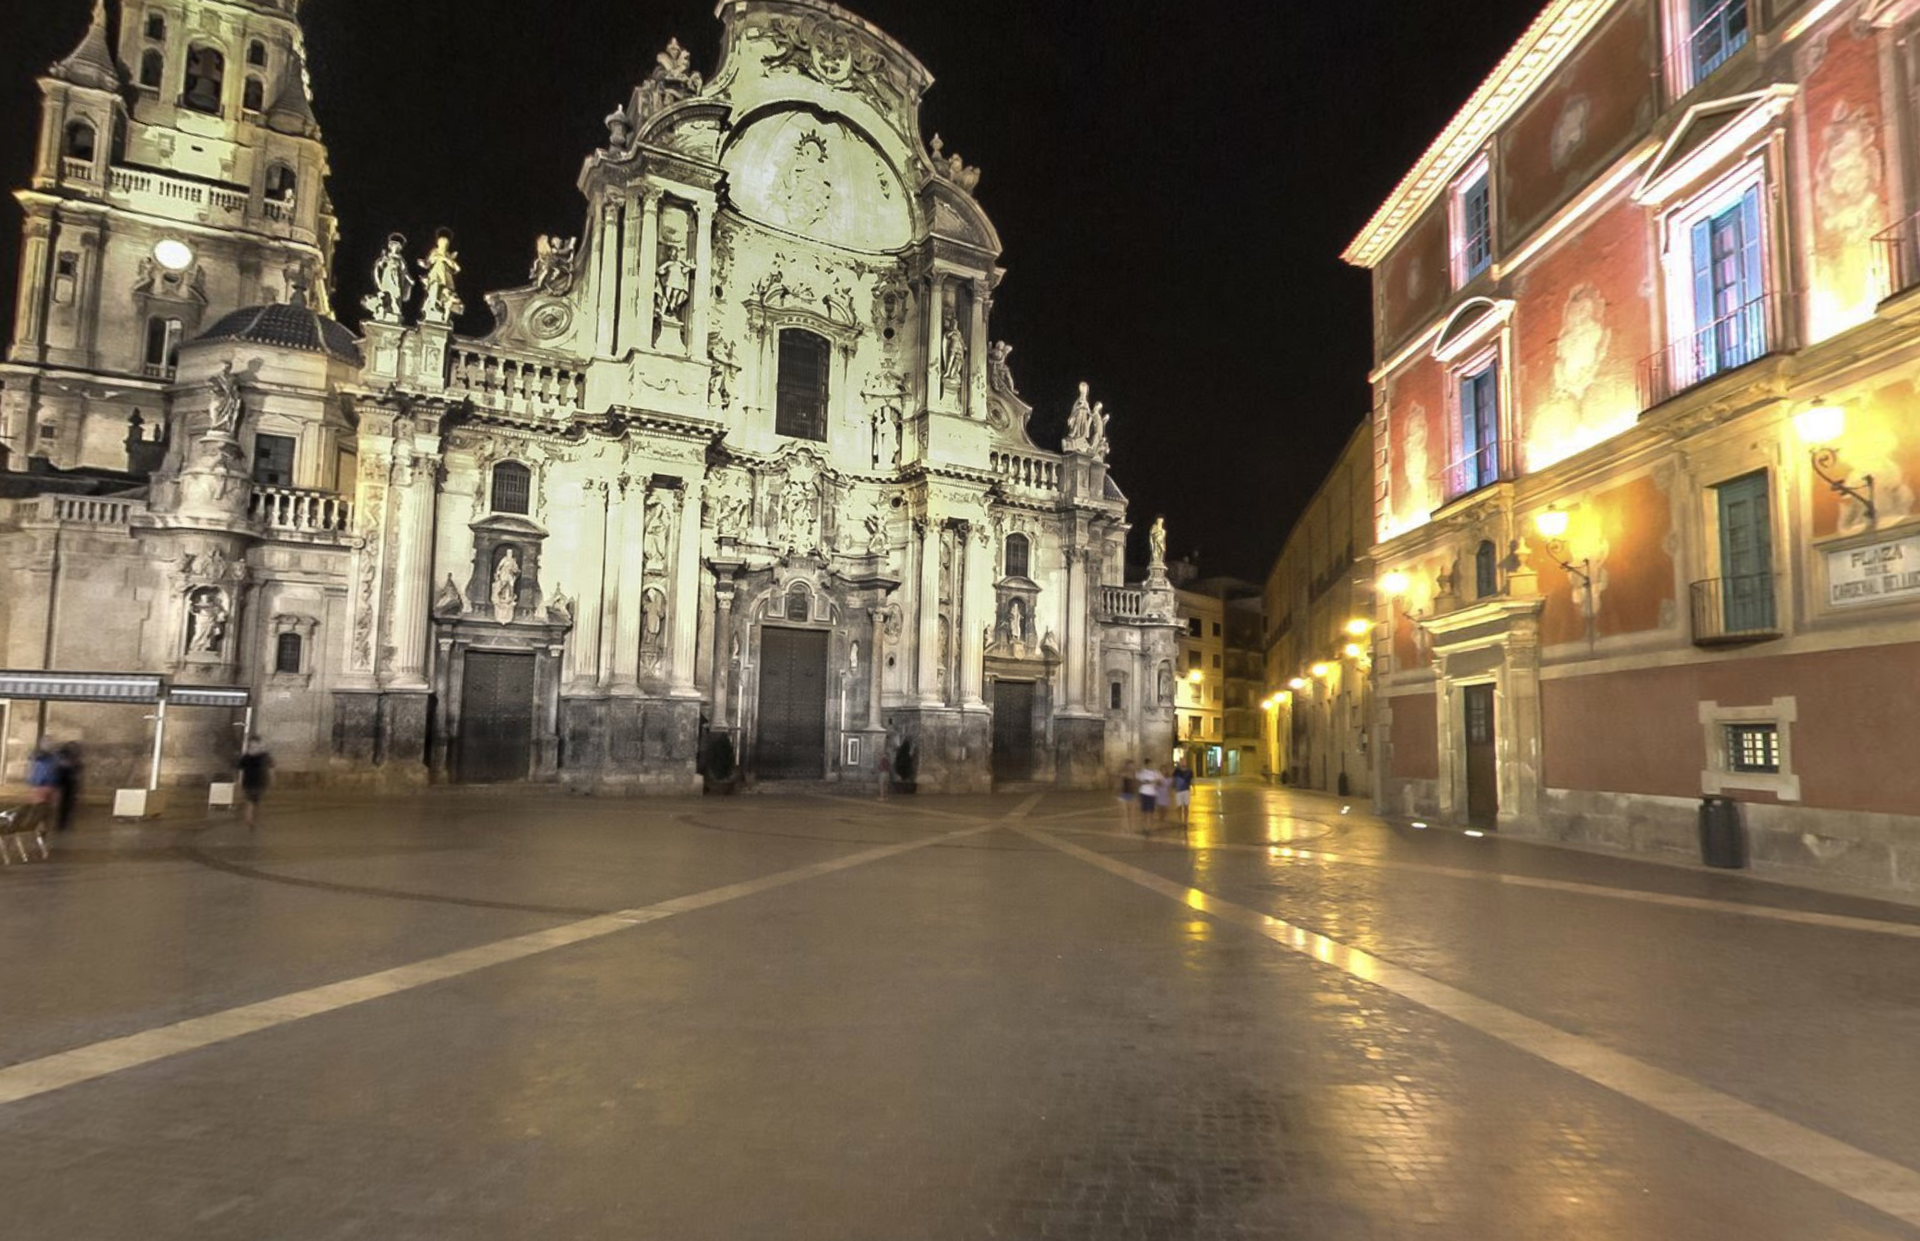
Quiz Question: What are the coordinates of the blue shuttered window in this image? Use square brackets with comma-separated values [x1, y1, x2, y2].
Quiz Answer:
[1458, 173, 1491, 282]
[1688, 185, 1766, 381]
[1458, 362, 1500, 494]
[1689, 0, 1750, 86]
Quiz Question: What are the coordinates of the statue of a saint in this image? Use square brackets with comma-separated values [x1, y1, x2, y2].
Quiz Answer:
[941, 315, 966, 391]
[208, 361, 243, 438]
[1148, 516, 1168, 568]
[491, 548, 520, 621]
[781, 478, 819, 553]
[988, 341, 1016, 394]
[1088, 402, 1110, 458]
[530, 235, 578, 295]
[186, 588, 227, 655]
[644, 489, 673, 567]
[419, 233, 464, 324]
[641, 588, 668, 653]
[655, 246, 694, 321]
[1064, 381, 1094, 450]
[361, 233, 414, 323]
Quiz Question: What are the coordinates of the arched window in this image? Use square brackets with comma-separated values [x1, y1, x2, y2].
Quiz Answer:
[490, 461, 531, 515]
[145, 12, 166, 40]
[138, 49, 164, 89]
[182, 44, 225, 114]
[265, 163, 296, 200]
[242, 76, 264, 112]
[63, 121, 96, 162]
[1474, 539, 1499, 599]
[144, 316, 183, 376]
[774, 328, 830, 441]
[247, 40, 269, 67]
[785, 583, 811, 623]
[1004, 532, 1030, 579]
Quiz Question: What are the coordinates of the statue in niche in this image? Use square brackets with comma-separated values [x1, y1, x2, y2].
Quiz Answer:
[641, 587, 669, 666]
[434, 574, 463, 615]
[713, 478, 751, 541]
[1063, 381, 1094, 451]
[202, 545, 230, 583]
[207, 361, 243, 439]
[937, 617, 951, 694]
[1148, 516, 1168, 568]
[529, 235, 578, 295]
[362, 233, 413, 323]
[491, 547, 520, 624]
[418, 232, 464, 324]
[1157, 662, 1174, 704]
[655, 245, 694, 322]
[849, 640, 860, 676]
[185, 587, 227, 655]
[1088, 402, 1111, 459]
[870, 404, 902, 469]
[1007, 598, 1029, 655]
[988, 341, 1017, 394]
[644, 489, 673, 569]
[941, 312, 966, 391]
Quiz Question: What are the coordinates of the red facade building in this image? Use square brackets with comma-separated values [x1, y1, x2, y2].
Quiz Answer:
[1347, 0, 1920, 886]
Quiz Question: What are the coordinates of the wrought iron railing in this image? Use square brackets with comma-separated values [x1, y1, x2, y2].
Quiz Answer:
[1689, 573, 1779, 644]
[1874, 211, 1920, 302]
[1433, 438, 1515, 505]
[1639, 292, 1783, 409]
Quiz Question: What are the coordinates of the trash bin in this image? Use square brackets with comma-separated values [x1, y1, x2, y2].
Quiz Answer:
[1698, 795, 1746, 869]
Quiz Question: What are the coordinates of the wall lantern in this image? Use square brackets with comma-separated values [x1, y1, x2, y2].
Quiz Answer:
[1287, 676, 1308, 691]
[1533, 507, 1591, 588]
[152, 238, 195, 271]
[1187, 669, 1203, 684]
[1378, 571, 1410, 596]
[1309, 662, 1331, 678]
[1344, 618, 1372, 636]
[1795, 401, 1876, 522]
[1342, 642, 1363, 659]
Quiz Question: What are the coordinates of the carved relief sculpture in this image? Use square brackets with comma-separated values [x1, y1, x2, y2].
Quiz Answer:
[529, 235, 578, 295]
[708, 335, 740, 408]
[779, 476, 822, 555]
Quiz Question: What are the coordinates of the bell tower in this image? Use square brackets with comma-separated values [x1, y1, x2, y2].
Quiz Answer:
[1, 0, 337, 473]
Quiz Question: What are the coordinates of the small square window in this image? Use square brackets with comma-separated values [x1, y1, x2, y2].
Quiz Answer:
[1725, 723, 1779, 773]
[1211, 654, 1221, 669]
[1187, 651, 1201, 671]
[252, 432, 296, 486]
[1187, 616, 1201, 637]
[274, 631, 303, 674]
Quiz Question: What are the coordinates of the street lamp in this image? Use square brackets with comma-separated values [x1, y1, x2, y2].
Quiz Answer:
[1795, 401, 1876, 522]
[1378, 571, 1410, 596]
[1533, 507, 1590, 588]
[1309, 661, 1331, 678]
[1287, 676, 1307, 691]
[1344, 618, 1372, 636]
[1342, 642, 1363, 659]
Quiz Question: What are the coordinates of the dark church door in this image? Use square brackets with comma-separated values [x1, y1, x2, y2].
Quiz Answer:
[991, 680, 1036, 782]
[756, 627, 828, 779]
[459, 650, 535, 783]
[1463, 683, 1498, 828]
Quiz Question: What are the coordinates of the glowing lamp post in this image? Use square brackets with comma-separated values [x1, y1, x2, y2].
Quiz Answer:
[1795, 402, 1876, 522]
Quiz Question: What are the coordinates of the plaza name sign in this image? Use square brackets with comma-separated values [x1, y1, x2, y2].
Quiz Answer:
[1827, 533, 1920, 607]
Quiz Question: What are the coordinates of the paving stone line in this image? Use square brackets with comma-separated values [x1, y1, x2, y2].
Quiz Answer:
[0, 813, 1009, 1111]
[1017, 822, 1920, 1232]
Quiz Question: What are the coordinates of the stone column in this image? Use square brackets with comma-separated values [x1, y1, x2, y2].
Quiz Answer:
[11, 216, 50, 361]
[923, 275, 945, 412]
[1064, 545, 1087, 711]
[610, 475, 645, 690]
[670, 482, 703, 694]
[915, 518, 942, 705]
[386, 448, 439, 689]
[624, 190, 661, 357]
[867, 605, 886, 729]
[967, 278, 991, 422]
[594, 199, 621, 358]
[569, 481, 608, 689]
[690, 200, 714, 361]
[960, 522, 988, 707]
[711, 578, 737, 729]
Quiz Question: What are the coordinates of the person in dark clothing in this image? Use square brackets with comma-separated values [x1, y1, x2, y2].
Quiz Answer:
[237, 736, 273, 828]
[24, 741, 58, 834]
[53, 741, 83, 832]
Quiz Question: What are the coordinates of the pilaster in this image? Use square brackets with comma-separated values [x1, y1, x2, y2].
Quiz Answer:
[670, 480, 703, 694]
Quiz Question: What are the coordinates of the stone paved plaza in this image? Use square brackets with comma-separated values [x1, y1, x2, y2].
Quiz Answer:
[3, 780, 1920, 1239]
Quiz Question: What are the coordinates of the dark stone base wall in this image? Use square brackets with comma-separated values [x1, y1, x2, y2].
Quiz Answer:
[886, 706, 994, 794]
[329, 690, 431, 787]
[557, 695, 701, 793]
[1053, 714, 1108, 790]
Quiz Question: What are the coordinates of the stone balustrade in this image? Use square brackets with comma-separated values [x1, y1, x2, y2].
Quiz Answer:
[446, 345, 587, 418]
[61, 156, 95, 184]
[104, 167, 294, 235]
[990, 450, 1061, 491]
[250, 485, 352, 535]
[19, 495, 145, 527]
[1101, 585, 1146, 618]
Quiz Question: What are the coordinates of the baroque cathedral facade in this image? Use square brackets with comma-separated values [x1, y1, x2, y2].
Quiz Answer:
[0, 0, 1179, 793]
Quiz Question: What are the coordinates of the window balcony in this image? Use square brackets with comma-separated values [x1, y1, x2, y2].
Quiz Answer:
[1667, 0, 1750, 97]
[1874, 211, 1920, 302]
[1638, 291, 1785, 409]
[1435, 439, 1515, 505]
[1689, 573, 1781, 645]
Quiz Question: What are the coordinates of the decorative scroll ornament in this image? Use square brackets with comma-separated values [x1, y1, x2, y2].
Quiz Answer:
[762, 14, 904, 108]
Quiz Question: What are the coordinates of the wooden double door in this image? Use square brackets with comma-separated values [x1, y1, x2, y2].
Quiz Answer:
[459, 650, 535, 783]
[755, 627, 829, 780]
[991, 681, 1036, 782]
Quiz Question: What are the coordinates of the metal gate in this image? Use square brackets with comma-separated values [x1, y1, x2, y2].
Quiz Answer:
[459, 650, 535, 783]
[755, 627, 828, 779]
[991, 680, 1036, 782]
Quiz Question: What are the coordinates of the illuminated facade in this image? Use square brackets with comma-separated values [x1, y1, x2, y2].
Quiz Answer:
[0, 0, 1179, 792]
[1261, 420, 1373, 796]
[1349, 0, 1920, 882]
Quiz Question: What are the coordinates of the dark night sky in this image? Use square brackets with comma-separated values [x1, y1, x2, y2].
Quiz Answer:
[2, 0, 1546, 580]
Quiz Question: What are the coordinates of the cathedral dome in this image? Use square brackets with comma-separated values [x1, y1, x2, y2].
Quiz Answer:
[194, 301, 363, 366]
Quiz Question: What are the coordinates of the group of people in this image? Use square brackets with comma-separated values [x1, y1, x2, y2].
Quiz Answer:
[1121, 759, 1195, 832]
[18, 736, 275, 830]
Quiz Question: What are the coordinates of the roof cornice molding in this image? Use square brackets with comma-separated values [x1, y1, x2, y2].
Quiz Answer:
[1341, 0, 1625, 270]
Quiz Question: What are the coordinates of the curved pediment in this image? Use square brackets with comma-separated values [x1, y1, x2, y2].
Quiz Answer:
[1432, 296, 1514, 363]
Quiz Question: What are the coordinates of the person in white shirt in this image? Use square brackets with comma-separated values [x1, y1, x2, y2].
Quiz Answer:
[1134, 763, 1162, 833]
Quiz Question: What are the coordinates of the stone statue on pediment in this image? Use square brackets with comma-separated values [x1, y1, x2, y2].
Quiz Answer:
[1088, 402, 1110, 459]
[419, 233, 464, 324]
[1064, 381, 1094, 451]
[988, 341, 1016, 394]
[207, 361, 243, 439]
[529, 235, 578, 295]
[362, 233, 413, 323]
[1148, 517, 1167, 568]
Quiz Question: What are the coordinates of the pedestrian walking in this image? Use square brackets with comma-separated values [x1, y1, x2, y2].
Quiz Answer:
[1134, 762, 1162, 835]
[24, 740, 58, 834]
[237, 735, 273, 829]
[1170, 760, 1194, 826]
[877, 743, 892, 801]
[54, 740, 84, 832]
[1118, 763, 1139, 829]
